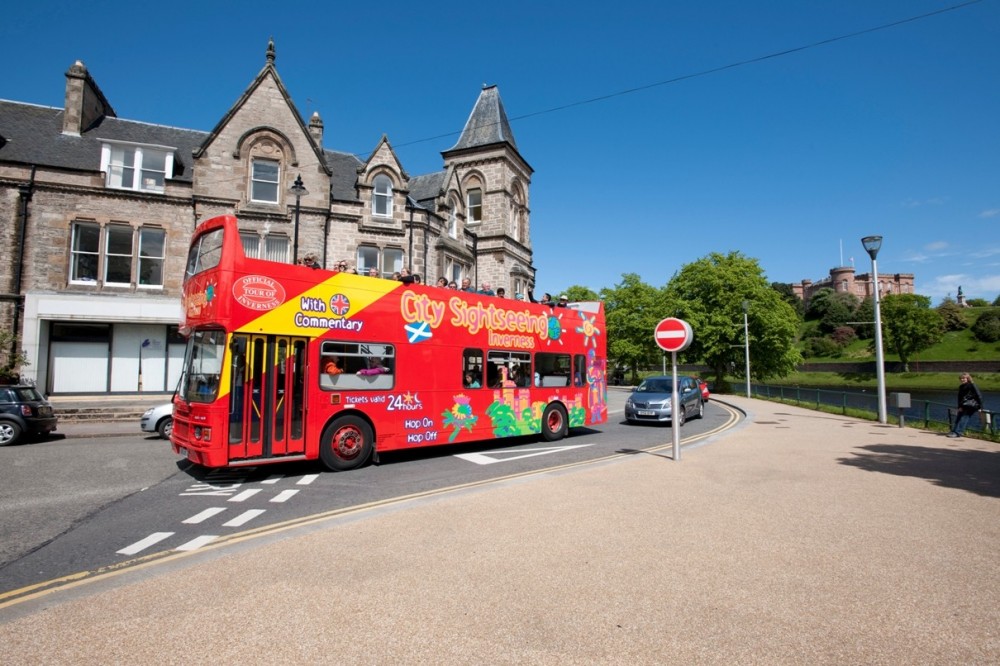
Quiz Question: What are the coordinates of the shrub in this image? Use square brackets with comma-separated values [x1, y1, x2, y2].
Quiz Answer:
[971, 312, 1000, 343]
[803, 336, 840, 358]
[831, 326, 857, 346]
[936, 301, 969, 332]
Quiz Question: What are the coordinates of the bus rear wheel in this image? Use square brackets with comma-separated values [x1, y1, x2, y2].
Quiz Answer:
[541, 404, 568, 442]
[320, 415, 374, 471]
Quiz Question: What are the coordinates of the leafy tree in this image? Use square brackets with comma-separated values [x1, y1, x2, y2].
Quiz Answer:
[663, 252, 801, 388]
[0, 328, 30, 383]
[971, 311, 1000, 343]
[993, 294, 1000, 307]
[819, 292, 860, 334]
[854, 298, 875, 339]
[600, 273, 666, 383]
[771, 282, 804, 316]
[562, 285, 600, 302]
[878, 294, 944, 371]
[966, 298, 989, 308]
[804, 287, 835, 321]
[936, 300, 969, 332]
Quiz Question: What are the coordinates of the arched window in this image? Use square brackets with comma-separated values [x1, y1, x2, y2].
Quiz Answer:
[373, 175, 393, 218]
[448, 196, 459, 238]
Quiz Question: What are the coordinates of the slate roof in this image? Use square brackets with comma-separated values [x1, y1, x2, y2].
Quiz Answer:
[447, 85, 517, 153]
[407, 171, 446, 208]
[0, 100, 206, 182]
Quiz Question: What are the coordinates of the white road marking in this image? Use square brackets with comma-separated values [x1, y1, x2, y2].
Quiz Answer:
[228, 488, 262, 502]
[117, 532, 174, 555]
[454, 444, 593, 465]
[297, 474, 320, 485]
[261, 475, 283, 485]
[176, 535, 218, 551]
[223, 509, 265, 527]
[183, 507, 226, 524]
[271, 489, 300, 503]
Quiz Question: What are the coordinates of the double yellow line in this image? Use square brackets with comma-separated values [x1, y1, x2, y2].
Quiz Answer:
[1, 402, 742, 611]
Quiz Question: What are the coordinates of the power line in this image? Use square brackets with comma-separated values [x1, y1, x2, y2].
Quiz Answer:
[377, 0, 986, 154]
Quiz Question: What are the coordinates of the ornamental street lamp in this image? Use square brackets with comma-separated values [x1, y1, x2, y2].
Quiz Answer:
[862, 235, 888, 424]
[290, 174, 308, 263]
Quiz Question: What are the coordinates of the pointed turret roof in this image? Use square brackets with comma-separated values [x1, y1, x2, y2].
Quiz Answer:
[447, 85, 517, 152]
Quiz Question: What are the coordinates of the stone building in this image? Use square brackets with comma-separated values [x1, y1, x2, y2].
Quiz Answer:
[792, 266, 915, 304]
[0, 42, 535, 394]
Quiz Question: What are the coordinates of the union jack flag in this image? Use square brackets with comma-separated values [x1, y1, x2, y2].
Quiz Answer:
[329, 293, 351, 316]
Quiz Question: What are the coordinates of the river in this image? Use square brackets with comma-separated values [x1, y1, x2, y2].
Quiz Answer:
[749, 385, 998, 432]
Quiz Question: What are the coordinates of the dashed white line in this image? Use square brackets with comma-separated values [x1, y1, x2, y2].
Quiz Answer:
[183, 507, 227, 524]
[271, 489, 300, 503]
[223, 509, 266, 527]
[229, 488, 263, 502]
[297, 474, 319, 485]
[261, 474, 283, 485]
[176, 535, 219, 551]
[118, 532, 174, 555]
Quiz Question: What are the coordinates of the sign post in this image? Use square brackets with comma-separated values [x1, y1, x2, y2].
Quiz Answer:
[654, 318, 693, 461]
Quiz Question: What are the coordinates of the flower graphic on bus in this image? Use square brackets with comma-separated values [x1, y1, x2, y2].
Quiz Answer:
[576, 313, 601, 348]
[329, 293, 351, 316]
[442, 394, 478, 441]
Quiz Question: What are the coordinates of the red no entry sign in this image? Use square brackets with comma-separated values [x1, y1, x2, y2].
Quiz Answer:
[654, 317, 693, 353]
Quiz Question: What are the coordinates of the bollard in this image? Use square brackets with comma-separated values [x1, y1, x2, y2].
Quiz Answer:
[889, 392, 911, 429]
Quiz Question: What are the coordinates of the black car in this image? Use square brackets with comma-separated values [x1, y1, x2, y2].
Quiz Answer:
[0, 385, 58, 445]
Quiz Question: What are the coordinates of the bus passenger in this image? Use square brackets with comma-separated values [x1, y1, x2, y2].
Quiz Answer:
[302, 253, 321, 269]
[367, 267, 379, 277]
[464, 371, 480, 388]
[358, 357, 390, 376]
[322, 355, 343, 376]
[436, 277, 448, 288]
[496, 287, 506, 298]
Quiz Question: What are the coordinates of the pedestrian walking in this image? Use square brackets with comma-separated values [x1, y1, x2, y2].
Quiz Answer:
[948, 372, 985, 438]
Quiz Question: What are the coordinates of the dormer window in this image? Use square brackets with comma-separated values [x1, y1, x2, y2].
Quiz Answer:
[251, 158, 280, 204]
[101, 142, 174, 193]
[373, 175, 393, 218]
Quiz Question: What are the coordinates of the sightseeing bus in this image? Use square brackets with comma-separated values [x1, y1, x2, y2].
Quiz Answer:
[172, 214, 607, 471]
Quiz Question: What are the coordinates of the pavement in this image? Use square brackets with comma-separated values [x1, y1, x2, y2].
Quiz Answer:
[3, 396, 999, 664]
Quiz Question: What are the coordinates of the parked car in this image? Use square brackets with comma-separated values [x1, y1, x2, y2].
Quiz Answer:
[0, 384, 58, 446]
[624, 375, 704, 426]
[141, 402, 174, 439]
[693, 377, 711, 401]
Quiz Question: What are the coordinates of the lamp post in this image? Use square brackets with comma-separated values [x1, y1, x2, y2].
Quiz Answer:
[742, 300, 751, 398]
[862, 235, 887, 424]
[290, 174, 307, 263]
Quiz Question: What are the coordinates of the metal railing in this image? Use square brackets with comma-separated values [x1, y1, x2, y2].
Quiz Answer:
[747, 384, 997, 438]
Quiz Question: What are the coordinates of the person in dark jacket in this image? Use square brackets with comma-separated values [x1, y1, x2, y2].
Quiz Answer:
[948, 372, 985, 438]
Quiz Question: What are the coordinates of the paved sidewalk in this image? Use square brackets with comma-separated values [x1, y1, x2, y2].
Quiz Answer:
[3, 397, 998, 664]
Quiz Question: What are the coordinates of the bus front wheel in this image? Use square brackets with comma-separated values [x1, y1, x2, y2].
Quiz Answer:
[541, 404, 568, 442]
[320, 415, 374, 471]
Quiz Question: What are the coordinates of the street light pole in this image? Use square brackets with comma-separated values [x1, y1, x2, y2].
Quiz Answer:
[742, 300, 751, 398]
[862, 235, 888, 424]
[290, 174, 307, 263]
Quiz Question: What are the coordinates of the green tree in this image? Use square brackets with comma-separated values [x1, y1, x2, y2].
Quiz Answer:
[818, 292, 860, 334]
[562, 285, 600, 302]
[0, 328, 30, 383]
[770, 282, 804, 316]
[936, 300, 969, 332]
[663, 252, 801, 388]
[600, 273, 665, 383]
[878, 293, 944, 371]
[971, 311, 1000, 343]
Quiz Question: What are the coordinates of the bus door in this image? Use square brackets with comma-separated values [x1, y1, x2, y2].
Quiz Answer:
[228, 334, 307, 461]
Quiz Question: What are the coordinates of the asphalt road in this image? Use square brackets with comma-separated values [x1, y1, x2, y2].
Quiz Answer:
[0, 389, 738, 594]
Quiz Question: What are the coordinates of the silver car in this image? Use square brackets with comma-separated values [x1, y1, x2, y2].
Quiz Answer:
[140, 402, 174, 439]
[624, 375, 704, 426]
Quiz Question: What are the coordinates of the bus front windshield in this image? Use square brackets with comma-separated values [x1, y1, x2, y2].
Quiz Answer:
[181, 329, 226, 403]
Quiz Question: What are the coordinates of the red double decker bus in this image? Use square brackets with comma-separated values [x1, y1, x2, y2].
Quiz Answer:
[172, 215, 607, 471]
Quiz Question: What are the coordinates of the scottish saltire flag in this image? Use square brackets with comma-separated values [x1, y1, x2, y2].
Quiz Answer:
[405, 320, 432, 343]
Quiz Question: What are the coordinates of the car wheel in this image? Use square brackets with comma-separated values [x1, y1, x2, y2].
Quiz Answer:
[541, 403, 568, 441]
[674, 405, 686, 428]
[158, 417, 174, 440]
[0, 421, 23, 446]
[695, 399, 705, 419]
[320, 415, 374, 471]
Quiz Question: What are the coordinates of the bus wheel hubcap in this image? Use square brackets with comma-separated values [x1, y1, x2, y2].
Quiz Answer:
[334, 428, 362, 459]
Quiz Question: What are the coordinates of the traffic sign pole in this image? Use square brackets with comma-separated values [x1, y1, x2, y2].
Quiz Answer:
[671, 351, 680, 461]
[653, 318, 693, 462]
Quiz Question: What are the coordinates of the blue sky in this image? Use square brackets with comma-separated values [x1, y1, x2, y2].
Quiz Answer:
[5, 0, 999, 302]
